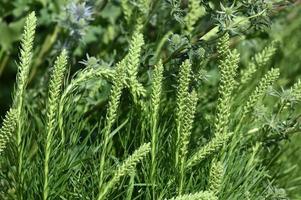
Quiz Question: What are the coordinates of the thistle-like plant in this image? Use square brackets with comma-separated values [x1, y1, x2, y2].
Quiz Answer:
[59, 1, 94, 38]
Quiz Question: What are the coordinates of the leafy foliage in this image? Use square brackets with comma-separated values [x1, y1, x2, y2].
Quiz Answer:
[0, 1, 301, 200]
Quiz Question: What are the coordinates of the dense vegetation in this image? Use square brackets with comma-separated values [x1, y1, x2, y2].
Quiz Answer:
[0, 0, 301, 199]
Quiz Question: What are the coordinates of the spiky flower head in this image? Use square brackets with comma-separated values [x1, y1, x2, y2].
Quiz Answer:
[208, 160, 223, 195]
[253, 41, 277, 68]
[291, 80, 301, 102]
[216, 2, 238, 22]
[60, 1, 94, 38]
[167, 191, 217, 200]
[79, 54, 101, 69]
[242, 0, 273, 30]
[97, 143, 151, 200]
[215, 49, 239, 136]
[243, 68, 280, 116]
[0, 109, 17, 155]
[217, 33, 230, 60]
[186, 133, 233, 169]
[240, 41, 277, 85]
[179, 90, 198, 162]
[215, 2, 238, 31]
[14, 12, 37, 108]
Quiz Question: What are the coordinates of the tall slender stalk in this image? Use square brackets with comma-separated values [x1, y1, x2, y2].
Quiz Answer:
[178, 90, 198, 194]
[13, 12, 37, 199]
[43, 50, 68, 200]
[174, 60, 194, 194]
[150, 60, 164, 199]
[98, 60, 126, 191]
[175, 60, 191, 169]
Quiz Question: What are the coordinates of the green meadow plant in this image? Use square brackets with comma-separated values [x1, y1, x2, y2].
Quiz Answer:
[0, 1, 301, 200]
[43, 50, 68, 200]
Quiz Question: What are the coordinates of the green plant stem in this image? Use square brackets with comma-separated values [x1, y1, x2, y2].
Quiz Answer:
[178, 161, 185, 194]
[126, 172, 135, 200]
[151, 112, 159, 199]
[153, 31, 172, 63]
[98, 122, 113, 191]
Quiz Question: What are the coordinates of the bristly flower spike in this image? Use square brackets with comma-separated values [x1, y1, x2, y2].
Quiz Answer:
[208, 160, 223, 195]
[178, 90, 198, 193]
[98, 59, 127, 192]
[97, 143, 151, 200]
[242, 68, 280, 117]
[125, 24, 146, 103]
[43, 50, 68, 200]
[0, 109, 17, 155]
[217, 33, 230, 60]
[13, 12, 37, 199]
[215, 49, 239, 137]
[240, 42, 277, 85]
[167, 191, 218, 200]
[186, 133, 233, 169]
[150, 60, 164, 197]
[175, 60, 192, 168]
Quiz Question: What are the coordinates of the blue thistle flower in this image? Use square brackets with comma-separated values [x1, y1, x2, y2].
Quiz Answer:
[68, 2, 93, 22]
[59, 1, 94, 38]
